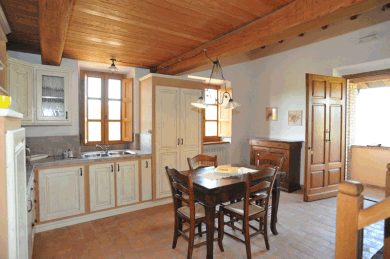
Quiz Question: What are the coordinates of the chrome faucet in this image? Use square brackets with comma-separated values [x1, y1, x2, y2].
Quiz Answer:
[96, 144, 110, 154]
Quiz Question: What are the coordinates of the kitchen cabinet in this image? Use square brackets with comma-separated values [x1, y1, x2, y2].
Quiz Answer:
[155, 86, 202, 198]
[8, 57, 72, 125]
[35, 68, 71, 123]
[38, 166, 85, 221]
[8, 58, 33, 124]
[141, 158, 152, 201]
[89, 163, 115, 211]
[116, 160, 139, 206]
[250, 138, 303, 192]
[140, 75, 204, 199]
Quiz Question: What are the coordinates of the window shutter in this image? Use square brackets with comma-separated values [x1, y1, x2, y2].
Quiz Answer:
[218, 87, 232, 137]
[121, 78, 133, 141]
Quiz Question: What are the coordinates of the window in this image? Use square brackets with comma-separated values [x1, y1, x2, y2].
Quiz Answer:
[204, 89, 220, 142]
[354, 86, 390, 146]
[203, 88, 232, 142]
[83, 71, 133, 144]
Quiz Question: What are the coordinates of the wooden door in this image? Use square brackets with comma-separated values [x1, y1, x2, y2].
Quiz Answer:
[304, 74, 346, 201]
[141, 158, 152, 201]
[39, 166, 85, 221]
[155, 86, 180, 198]
[116, 160, 139, 206]
[179, 88, 202, 170]
[89, 163, 115, 211]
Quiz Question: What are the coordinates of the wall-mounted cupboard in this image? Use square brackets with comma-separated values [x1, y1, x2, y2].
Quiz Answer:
[8, 57, 72, 125]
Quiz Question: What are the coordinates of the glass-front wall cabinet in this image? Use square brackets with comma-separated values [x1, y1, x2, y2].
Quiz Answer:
[36, 69, 70, 123]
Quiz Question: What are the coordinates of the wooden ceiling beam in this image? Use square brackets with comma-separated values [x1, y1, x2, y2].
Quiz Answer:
[156, 0, 389, 74]
[39, 0, 75, 65]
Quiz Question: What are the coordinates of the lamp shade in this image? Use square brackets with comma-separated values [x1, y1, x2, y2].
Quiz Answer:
[191, 96, 208, 109]
[221, 98, 240, 109]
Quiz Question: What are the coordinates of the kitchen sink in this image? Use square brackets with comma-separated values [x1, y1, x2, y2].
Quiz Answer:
[81, 150, 137, 159]
[108, 150, 136, 156]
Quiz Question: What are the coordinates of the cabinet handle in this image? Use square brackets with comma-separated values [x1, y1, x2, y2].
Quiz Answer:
[66, 111, 68, 120]
[181, 138, 184, 145]
[79, 168, 83, 176]
[27, 199, 33, 212]
[32, 223, 35, 227]
[146, 161, 149, 168]
[111, 164, 114, 172]
[177, 138, 180, 146]
[117, 164, 120, 172]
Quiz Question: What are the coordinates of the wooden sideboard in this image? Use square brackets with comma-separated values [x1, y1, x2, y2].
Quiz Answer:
[250, 138, 303, 192]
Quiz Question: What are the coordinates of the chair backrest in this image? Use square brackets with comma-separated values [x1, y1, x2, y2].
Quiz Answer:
[244, 167, 278, 215]
[187, 154, 218, 170]
[165, 166, 196, 216]
[254, 151, 284, 172]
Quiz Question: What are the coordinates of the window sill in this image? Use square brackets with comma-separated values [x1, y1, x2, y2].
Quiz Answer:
[203, 141, 230, 145]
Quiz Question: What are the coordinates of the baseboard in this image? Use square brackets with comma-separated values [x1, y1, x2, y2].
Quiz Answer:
[34, 198, 172, 233]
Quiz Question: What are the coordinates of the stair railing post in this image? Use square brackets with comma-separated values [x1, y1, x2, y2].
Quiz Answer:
[335, 180, 364, 259]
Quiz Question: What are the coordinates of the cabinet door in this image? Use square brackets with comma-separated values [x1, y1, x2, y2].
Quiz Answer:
[39, 166, 85, 221]
[89, 163, 115, 211]
[35, 68, 70, 123]
[141, 158, 152, 201]
[179, 88, 202, 170]
[9, 60, 33, 124]
[116, 161, 139, 206]
[155, 86, 180, 199]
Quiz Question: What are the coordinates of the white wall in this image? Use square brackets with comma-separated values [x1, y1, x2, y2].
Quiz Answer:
[190, 21, 390, 184]
[8, 51, 149, 138]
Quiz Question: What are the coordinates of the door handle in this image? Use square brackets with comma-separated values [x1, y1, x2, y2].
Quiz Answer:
[27, 199, 33, 212]
[117, 164, 120, 172]
[177, 138, 180, 146]
[146, 161, 149, 168]
[111, 164, 114, 172]
[79, 168, 83, 176]
[181, 138, 184, 145]
[66, 111, 68, 120]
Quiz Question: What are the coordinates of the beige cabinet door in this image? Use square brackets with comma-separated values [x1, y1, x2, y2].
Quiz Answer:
[155, 86, 180, 199]
[141, 158, 152, 201]
[179, 88, 202, 170]
[39, 166, 85, 221]
[116, 160, 139, 206]
[8, 59, 33, 124]
[89, 163, 115, 211]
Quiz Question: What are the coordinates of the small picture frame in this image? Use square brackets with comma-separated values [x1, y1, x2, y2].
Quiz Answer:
[288, 110, 303, 126]
[266, 107, 278, 121]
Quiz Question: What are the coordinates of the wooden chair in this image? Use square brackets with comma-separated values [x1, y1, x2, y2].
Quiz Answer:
[218, 167, 278, 259]
[187, 154, 217, 170]
[165, 166, 207, 259]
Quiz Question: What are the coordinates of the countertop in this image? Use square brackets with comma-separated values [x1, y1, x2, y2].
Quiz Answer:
[26, 150, 152, 186]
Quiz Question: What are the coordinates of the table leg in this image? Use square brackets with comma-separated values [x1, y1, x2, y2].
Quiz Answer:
[205, 204, 216, 259]
[271, 174, 281, 235]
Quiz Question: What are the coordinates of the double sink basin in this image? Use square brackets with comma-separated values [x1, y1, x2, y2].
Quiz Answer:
[81, 150, 137, 159]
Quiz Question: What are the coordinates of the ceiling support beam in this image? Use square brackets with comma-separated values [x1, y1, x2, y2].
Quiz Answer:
[39, 0, 75, 65]
[155, 0, 389, 74]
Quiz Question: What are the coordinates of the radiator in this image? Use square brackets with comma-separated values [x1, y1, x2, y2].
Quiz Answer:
[203, 144, 230, 165]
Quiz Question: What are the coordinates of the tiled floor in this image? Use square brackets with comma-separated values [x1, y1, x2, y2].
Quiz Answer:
[33, 190, 385, 259]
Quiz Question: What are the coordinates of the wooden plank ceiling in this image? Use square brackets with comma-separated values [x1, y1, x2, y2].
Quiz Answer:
[0, 0, 389, 74]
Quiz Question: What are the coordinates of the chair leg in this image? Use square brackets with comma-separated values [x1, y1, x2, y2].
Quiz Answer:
[244, 220, 252, 259]
[218, 211, 224, 252]
[172, 215, 179, 249]
[263, 215, 270, 250]
[197, 223, 202, 237]
[187, 222, 195, 259]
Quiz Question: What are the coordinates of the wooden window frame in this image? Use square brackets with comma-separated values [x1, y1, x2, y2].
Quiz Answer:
[82, 71, 132, 145]
[203, 88, 222, 143]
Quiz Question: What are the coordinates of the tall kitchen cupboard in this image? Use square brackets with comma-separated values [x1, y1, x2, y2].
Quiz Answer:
[139, 74, 204, 199]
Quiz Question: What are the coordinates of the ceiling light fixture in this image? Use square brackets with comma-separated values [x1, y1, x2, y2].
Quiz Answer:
[108, 58, 119, 72]
[191, 50, 240, 110]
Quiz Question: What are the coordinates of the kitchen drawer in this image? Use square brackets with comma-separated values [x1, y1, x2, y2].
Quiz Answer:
[250, 140, 290, 150]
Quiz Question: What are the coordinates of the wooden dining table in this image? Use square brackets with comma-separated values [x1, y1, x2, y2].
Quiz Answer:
[182, 165, 283, 259]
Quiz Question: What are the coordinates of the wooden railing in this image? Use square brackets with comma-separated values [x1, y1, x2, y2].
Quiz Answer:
[335, 164, 390, 259]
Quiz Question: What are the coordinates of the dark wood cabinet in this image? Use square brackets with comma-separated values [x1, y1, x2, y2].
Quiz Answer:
[250, 138, 303, 193]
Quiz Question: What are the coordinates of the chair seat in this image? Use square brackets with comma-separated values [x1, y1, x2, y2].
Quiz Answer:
[224, 201, 265, 217]
[177, 203, 205, 219]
